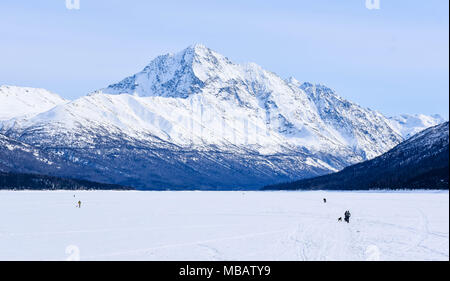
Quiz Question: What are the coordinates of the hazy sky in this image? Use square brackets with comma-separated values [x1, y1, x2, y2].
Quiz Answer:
[0, 0, 448, 118]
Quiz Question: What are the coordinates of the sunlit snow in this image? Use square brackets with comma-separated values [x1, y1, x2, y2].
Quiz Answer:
[0, 191, 447, 261]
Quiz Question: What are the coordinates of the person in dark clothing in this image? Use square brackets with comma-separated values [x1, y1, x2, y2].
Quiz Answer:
[344, 210, 351, 223]
[78, 201, 81, 208]
[323, 198, 327, 203]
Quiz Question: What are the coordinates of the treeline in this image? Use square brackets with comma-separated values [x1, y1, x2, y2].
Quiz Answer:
[0, 172, 134, 190]
[264, 156, 449, 191]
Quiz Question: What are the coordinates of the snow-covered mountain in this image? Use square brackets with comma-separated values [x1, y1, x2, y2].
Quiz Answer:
[0, 85, 67, 120]
[0, 44, 445, 189]
[388, 114, 446, 140]
[83, 44, 400, 158]
[266, 122, 449, 190]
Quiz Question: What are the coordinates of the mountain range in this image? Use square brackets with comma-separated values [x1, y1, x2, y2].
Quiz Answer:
[264, 122, 449, 190]
[0, 44, 446, 189]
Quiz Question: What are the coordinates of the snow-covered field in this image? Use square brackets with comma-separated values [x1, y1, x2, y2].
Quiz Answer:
[0, 191, 448, 261]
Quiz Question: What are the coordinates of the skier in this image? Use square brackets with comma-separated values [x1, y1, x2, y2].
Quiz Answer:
[323, 198, 327, 203]
[344, 210, 351, 223]
[77, 201, 81, 208]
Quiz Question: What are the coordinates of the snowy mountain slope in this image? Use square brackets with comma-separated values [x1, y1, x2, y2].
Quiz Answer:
[388, 114, 446, 139]
[88, 44, 402, 157]
[266, 122, 449, 190]
[0, 85, 67, 121]
[295, 81, 401, 159]
[0, 45, 444, 189]
[0, 133, 55, 173]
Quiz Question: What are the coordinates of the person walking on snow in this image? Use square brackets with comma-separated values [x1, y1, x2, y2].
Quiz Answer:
[77, 201, 81, 208]
[344, 210, 351, 223]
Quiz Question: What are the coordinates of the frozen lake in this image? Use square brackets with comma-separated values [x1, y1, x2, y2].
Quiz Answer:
[0, 191, 448, 261]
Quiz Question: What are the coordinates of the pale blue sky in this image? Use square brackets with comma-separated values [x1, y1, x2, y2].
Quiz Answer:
[0, 0, 448, 117]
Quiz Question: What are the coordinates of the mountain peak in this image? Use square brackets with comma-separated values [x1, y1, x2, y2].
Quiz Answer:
[0, 85, 67, 120]
[169, 43, 211, 64]
[2, 45, 444, 189]
[285, 77, 301, 85]
[96, 44, 234, 98]
[187, 43, 208, 52]
[388, 113, 446, 139]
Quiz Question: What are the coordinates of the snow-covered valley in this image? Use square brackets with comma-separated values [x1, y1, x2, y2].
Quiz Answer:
[0, 191, 447, 261]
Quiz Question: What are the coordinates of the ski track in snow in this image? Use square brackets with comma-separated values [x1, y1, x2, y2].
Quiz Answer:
[0, 191, 447, 261]
[83, 229, 290, 260]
